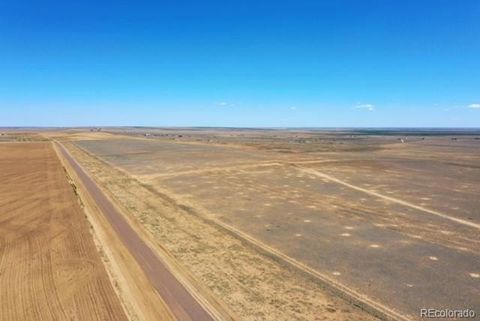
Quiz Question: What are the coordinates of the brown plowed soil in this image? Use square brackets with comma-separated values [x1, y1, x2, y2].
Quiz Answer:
[0, 142, 128, 321]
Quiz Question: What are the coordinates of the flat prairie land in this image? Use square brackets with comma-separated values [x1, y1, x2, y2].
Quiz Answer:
[0, 132, 47, 142]
[67, 136, 380, 321]
[68, 129, 480, 321]
[0, 142, 128, 321]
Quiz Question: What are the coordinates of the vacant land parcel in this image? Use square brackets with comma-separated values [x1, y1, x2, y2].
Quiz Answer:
[70, 136, 380, 321]
[72, 131, 480, 321]
[0, 142, 128, 321]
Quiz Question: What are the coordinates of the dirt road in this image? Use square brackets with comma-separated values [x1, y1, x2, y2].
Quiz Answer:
[296, 166, 480, 230]
[56, 142, 218, 321]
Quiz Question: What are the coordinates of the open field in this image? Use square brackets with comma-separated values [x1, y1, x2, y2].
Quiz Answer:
[62, 133, 382, 321]
[0, 131, 47, 142]
[0, 142, 128, 321]
[66, 128, 480, 320]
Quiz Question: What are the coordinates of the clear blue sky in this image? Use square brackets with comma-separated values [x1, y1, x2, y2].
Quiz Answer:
[1, 0, 479, 127]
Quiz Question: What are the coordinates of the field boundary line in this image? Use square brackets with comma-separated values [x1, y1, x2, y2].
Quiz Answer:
[175, 202, 409, 321]
[132, 160, 342, 180]
[296, 166, 480, 230]
[143, 184, 411, 321]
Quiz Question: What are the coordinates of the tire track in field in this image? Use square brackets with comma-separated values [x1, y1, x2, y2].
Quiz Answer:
[296, 166, 480, 230]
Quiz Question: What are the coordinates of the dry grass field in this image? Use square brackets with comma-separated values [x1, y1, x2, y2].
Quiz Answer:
[64, 135, 381, 321]
[0, 131, 47, 142]
[64, 128, 480, 321]
[0, 142, 128, 321]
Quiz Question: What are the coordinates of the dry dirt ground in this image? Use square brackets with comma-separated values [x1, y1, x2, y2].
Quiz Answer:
[0, 142, 128, 321]
[65, 129, 480, 321]
[60, 132, 381, 321]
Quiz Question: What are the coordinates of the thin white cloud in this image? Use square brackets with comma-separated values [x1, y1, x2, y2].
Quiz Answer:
[354, 103, 375, 111]
[468, 103, 480, 109]
[216, 101, 236, 108]
[290, 106, 297, 110]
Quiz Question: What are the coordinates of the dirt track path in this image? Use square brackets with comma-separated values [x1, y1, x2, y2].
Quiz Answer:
[56, 142, 217, 321]
[297, 166, 480, 230]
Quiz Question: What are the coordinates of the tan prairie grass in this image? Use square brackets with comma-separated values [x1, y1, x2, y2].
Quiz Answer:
[64, 140, 379, 321]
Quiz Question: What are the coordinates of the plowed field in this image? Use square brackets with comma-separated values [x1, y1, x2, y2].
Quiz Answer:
[0, 142, 128, 321]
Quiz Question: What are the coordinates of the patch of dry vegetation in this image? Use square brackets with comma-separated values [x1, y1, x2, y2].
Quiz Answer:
[65, 141, 378, 321]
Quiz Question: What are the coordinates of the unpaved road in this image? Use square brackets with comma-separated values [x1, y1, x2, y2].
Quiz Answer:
[56, 142, 217, 321]
[297, 166, 480, 230]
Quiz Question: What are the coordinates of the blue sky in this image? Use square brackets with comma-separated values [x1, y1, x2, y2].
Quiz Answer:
[0, 0, 479, 127]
